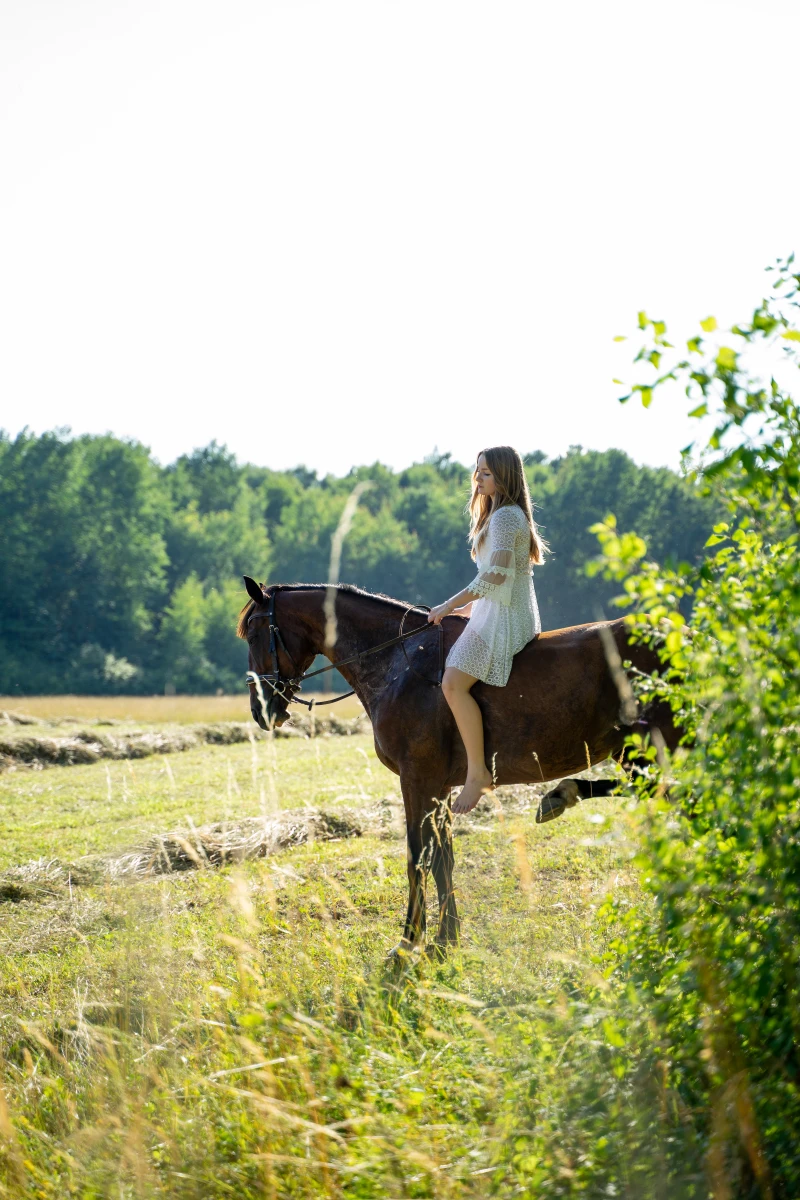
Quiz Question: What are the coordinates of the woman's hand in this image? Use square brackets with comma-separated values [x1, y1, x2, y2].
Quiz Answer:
[427, 602, 452, 626]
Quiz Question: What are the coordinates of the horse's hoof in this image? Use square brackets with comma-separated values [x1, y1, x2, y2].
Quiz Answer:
[425, 941, 450, 962]
[385, 940, 418, 963]
[537, 780, 580, 824]
[536, 795, 565, 823]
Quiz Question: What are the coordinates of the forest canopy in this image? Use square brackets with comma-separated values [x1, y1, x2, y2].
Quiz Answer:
[0, 432, 718, 694]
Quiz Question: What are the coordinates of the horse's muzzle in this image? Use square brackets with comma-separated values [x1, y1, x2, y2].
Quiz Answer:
[250, 701, 290, 730]
[251, 704, 269, 731]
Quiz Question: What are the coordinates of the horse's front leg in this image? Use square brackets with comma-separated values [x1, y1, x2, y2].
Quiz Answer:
[399, 793, 428, 955]
[428, 791, 459, 951]
[388, 777, 458, 959]
[387, 774, 435, 957]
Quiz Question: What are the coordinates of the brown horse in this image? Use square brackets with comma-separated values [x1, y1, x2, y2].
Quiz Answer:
[239, 579, 678, 954]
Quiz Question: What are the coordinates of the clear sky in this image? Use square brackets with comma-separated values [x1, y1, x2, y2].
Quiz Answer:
[1, 0, 798, 475]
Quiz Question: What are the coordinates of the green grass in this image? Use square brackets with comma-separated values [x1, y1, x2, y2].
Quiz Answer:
[0, 734, 387, 867]
[0, 717, 670, 1198]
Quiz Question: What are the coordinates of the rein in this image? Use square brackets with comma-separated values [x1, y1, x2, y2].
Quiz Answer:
[246, 589, 445, 711]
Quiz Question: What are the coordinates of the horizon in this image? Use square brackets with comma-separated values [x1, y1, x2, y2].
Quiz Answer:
[1, 425, 685, 478]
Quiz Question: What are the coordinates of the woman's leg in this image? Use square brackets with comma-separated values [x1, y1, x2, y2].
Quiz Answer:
[441, 667, 493, 813]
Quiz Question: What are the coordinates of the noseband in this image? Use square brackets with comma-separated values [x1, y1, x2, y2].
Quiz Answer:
[246, 588, 445, 713]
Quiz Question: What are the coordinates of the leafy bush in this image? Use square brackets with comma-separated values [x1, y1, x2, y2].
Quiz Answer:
[591, 256, 800, 1195]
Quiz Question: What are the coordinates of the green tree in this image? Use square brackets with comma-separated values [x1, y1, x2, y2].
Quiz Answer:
[166, 442, 243, 514]
[159, 574, 214, 693]
[0, 430, 168, 693]
[164, 488, 270, 593]
[0, 430, 721, 694]
[532, 447, 720, 626]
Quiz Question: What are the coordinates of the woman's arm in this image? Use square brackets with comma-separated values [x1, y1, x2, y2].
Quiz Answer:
[427, 585, 480, 625]
[427, 507, 523, 625]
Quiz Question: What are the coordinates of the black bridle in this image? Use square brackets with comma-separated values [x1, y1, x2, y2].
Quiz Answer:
[246, 588, 445, 713]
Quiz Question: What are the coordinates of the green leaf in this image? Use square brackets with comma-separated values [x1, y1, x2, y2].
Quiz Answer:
[700, 316, 717, 332]
[611, 378, 624, 385]
[602, 1019, 626, 1048]
[613, 335, 627, 342]
[716, 346, 737, 370]
[687, 403, 707, 419]
[665, 629, 683, 654]
[638, 310, 648, 330]
[640, 387, 653, 409]
[687, 337, 702, 354]
[739, 447, 757, 474]
[782, 330, 800, 342]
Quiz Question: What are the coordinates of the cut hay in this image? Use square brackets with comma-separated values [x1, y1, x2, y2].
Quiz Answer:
[0, 709, 43, 726]
[0, 713, 372, 772]
[0, 773, 620, 910]
[110, 809, 366, 878]
[0, 805, 380, 913]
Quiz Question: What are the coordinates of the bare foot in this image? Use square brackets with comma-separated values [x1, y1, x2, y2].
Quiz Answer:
[452, 774, 493, 814]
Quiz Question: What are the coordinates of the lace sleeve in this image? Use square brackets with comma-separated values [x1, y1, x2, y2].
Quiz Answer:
[466, 505, 521, 608]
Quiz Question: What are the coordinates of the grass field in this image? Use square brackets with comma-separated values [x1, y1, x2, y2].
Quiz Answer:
[0, 733, 386, 868]
[0, 704, 667, 1198]
[0, 693, 365, 725]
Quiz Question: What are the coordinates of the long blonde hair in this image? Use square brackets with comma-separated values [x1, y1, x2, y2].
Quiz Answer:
[469, 445, 546, 564]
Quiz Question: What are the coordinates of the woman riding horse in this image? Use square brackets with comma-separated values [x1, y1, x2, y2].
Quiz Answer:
[428, 445, 545, 814]
[238, 563, 678, 954]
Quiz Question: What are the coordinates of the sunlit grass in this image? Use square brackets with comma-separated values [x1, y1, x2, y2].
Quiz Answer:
[0, 692, 364, 725]
[0, 716, 671, 1197]
[0, 734, 389, 868]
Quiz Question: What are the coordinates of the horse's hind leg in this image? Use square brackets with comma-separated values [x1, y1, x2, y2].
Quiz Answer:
[536, 777, 619, 824]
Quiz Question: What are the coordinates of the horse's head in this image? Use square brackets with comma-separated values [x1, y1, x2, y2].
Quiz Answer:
[239, 578, 316, 730]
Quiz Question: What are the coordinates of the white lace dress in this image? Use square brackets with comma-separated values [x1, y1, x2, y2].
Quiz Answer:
[446, 503, 541, 686]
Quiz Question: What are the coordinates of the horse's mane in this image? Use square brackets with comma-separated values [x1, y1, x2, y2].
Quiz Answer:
[236, 582, 427, 640]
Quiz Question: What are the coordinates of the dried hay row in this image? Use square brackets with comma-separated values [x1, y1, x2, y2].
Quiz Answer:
[0, 709, 42, 726]
[0, 800, 405, 914]
[110, 808, 369, 879]
[0, 713, 371, 772]
[0, 775, 614, 913]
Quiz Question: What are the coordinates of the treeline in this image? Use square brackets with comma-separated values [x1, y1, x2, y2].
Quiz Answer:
[0, 431, 718, 694]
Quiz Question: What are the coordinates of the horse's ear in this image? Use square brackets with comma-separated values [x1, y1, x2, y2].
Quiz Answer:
[243, 576, 265, 604]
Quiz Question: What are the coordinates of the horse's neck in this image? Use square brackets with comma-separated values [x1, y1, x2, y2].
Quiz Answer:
[323, 591, 400, 660]
[305, 590, 403, 708]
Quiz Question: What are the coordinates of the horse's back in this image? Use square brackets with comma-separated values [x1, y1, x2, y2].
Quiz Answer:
[533, 616, 627, 646]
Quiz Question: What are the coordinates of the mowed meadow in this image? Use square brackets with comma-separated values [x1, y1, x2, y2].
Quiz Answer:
[3, 268, 800, 1197]
[0, 698, 654, 1198]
